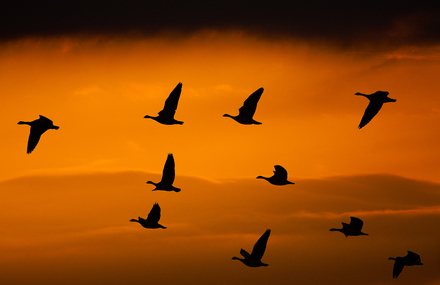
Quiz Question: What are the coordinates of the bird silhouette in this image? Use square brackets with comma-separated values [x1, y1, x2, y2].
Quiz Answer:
[257, 165, 294, 185]
[17, 115, 59, 154]
[223, 88, 263, 124]
[147, 153, 181, 192]
[232, 229, 270, 267]
[355, 91, 396, 129]
[388, 250, 423, 278]
[130, 203, 166, 229]
[329, 217, 368, 237]
[144, 82, 184, 125]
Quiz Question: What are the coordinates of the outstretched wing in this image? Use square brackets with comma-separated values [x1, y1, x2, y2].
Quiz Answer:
[146, 203, 161, 224]
[250, 229, 271, 260]
[160, 153, 176, 184]
[358, 101, 383, 129]
[349, 217, 364, 231]
[27, 128, 42, 154]
[158, 82, 182, 118]
[274, 165, 288, 180]
[240, 249, 251, 259]
[39, 115, 53, 124]
[238, 88, 263, 118]
[392, 259, 404, 278]
[406, 251, 421, 262]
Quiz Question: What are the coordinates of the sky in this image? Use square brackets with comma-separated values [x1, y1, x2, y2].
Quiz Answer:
[1, 1, 440, 284]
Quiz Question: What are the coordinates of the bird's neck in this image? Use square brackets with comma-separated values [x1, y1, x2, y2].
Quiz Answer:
[256, 176, 269, 181]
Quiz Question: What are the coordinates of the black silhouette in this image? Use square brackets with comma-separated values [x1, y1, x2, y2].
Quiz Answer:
[147, 153, 181, 192]
[17, 115, 59, 154]
[388, 251, 423, 278]
[329, 217, 368, 237]
[257, 165, 294, 185]
[355, 91, 396, 129]
[130, 203, 166, 229]
[232, 229, 270, 267]
[223, 88, 263, 124]
[144, 82, 184, 125]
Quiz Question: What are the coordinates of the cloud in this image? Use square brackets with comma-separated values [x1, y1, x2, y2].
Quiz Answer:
[1, 171, 439, 284]
[2, 1, 440, 50]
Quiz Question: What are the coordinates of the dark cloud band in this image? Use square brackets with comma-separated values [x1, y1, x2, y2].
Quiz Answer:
[1, 1, 440, 49]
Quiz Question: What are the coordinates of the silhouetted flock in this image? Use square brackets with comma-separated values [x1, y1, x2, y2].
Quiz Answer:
[18, 82, 422, 279]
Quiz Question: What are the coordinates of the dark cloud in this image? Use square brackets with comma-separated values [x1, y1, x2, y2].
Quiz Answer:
[1, 0, 440, 49]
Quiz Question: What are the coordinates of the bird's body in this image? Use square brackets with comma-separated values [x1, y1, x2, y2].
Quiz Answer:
[130, 203, 166, 229]
[355, 91, 396, 129]
[330, 217, 368, 237]
[17, 115, 59, 154]
[223, 88, 263, 125]
[144, 82, 184, 125]
[257, 165, 294, 185]
[232, 229, 270, 267]
[388, 251, 423, 278]
[147, 153, 181, 192]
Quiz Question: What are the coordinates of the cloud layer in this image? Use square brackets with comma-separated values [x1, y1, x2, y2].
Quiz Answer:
[2, 1, 440, 49]
[1, 171, 439, 284]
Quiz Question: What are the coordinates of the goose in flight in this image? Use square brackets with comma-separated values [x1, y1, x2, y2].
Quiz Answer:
[147, 153, 181, 192]
[388, 250, 423, 278]
[17, 115, 59, 154]
[130, 203, 166, 229]
[355, 91, 396, 129]
[144, 82, 184, 125]
[329, 217, 368, 237]
[223, 88, 263, 125]
[257, 165, 294, 185]
[232, 229, 271, 267]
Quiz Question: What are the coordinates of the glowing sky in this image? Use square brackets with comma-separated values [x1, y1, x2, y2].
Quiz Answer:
[1, 2, 440, 284]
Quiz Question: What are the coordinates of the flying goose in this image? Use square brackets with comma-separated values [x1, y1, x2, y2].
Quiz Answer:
[147, 153, 181, 192]
[232, 229, 271, 267]
[130, 203, 166, 229]
[329, 217, 368, 237]
[17, 115, 59, 154]
[257, 165, 294, 185]
[355, 91, 396, 129]
[223, 88, 263, 125]
[388, 250, 423, 278]
[144, 82, 184, 125]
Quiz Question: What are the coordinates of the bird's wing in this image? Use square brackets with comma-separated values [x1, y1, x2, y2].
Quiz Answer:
[274, 165, 288, 180]
[349, 217, 364, 231]
[240, 249, 251, 259]
[160, 154, 175, 184]
[392, 259, 404, 278]
[158, 83, 182, 117]
[238, 88, 263, 118]
[146, 203, 161, 224]
[250, 229, 270, 260]
[39, 115, 52, 124]
[27, 127, 43, 154]
[406, 251, 421, 262]
[358, 101, 383, 129]
[341, 222, 349, 230]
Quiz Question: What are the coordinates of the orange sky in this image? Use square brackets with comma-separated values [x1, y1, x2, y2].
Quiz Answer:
[1, 33, 440, 284]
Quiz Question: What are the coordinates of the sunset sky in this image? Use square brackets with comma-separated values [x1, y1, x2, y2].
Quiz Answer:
[1, 1, 440, 284]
